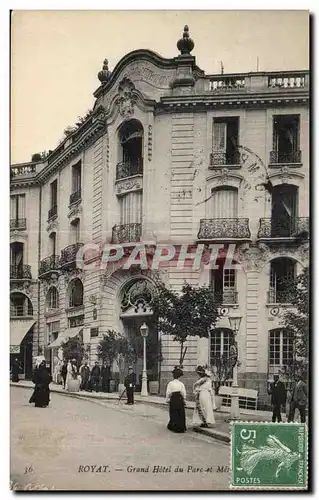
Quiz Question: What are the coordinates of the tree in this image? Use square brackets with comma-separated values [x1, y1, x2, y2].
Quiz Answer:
[97, 330, 132, 384]
[61, 336, 85, 368]
[281, 267, 309, 379]
[152, 280, 220, 367]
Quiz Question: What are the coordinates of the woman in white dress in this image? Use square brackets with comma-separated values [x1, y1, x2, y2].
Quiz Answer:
[166, 366, 187, 433]
[192, 365, 216, 428]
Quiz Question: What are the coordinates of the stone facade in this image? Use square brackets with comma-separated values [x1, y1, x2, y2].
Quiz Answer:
[10, 28, 309, 407]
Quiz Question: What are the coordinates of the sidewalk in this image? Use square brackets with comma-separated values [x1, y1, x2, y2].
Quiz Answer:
[10, 380, 273, 443]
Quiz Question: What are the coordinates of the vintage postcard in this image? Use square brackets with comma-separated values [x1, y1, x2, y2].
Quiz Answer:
[10, 10, 309, 491]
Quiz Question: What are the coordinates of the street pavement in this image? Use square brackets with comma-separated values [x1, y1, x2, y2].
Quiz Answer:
[10, 387, 230, 491]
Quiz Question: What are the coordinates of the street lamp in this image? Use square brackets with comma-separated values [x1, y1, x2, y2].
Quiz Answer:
[140, 322, 149, 397]
[228, 312, 242, 420]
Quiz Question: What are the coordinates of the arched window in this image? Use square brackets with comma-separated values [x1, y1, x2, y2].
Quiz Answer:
[208, 186, 238, 218]
[117, 120, 144, 180]
[269, 328, 294, 375]
[46, 287, 58, 310]
[10, 292, 33, 317]
[269, 257, 296, 303]
[68, 278, 83, 308]
[210, 328, 234, 361]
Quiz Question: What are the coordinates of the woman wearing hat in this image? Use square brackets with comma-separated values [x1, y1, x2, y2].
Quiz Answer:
[29, 357, 52, 408]
[192, 365, 216, 428]
[165, 366, 187, 433]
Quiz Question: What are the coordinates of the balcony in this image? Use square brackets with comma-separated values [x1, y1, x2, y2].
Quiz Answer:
[197, 218, 251, 241]
[267, 290, 291, 305]
[10, 265, 32, 280]
[209, 150, 241, 168]
[269, 150, 302, 165]
[10, 218, 26, 230]
[116, 159, 143, 181]
[214, 290, 238, 305]
[257, 218, 309, 241]
[69, 189, 82, 205]
[39, 255, 60, 277]
[59, 243, 84, 269]
[48, 205, 58, 221]
[208, 71, 308, 94]
[111, 223, 142, 244]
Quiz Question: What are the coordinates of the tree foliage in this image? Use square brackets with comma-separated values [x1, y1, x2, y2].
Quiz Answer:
[281, 267, 309, 378]
[63, 109, 93, 138]
[97, 329, 162, 383]
[152, 280, 220, 366]
[61, 336, 85, 368]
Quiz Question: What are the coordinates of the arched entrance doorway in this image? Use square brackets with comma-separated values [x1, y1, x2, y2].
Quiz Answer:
[119, 278, 159, 391]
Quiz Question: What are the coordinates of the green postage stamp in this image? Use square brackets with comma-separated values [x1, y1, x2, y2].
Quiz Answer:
[230, 422, 308, 490]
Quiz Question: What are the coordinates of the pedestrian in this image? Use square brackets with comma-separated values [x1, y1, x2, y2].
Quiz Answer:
[65, 359, 78, 391]
[29, 357, 52, 408]
[268, 374, 286, 422]
[90, 361, 101, 392]
[124, 366, 135, 405]
[192, 365, 216, 428]
[60, 360, 68, 389]
[288, 374, 308, 423]
[80, 361, 91, 391]
[166, 366, 187, 433]
[11, 358, 21, 382]
[101, 361, 111, 393]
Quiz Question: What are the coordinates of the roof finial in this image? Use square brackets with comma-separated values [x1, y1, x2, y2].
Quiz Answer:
[98, 58, 111, 83]
[177, 25, 194, 55]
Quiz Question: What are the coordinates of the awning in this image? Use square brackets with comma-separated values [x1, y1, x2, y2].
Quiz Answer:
[120, 306, 153, 319]
[48, 327, 83, 348]
[10, 320, 35, 347]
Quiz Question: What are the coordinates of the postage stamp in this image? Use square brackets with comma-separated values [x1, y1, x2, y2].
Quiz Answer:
[230, 422, 308, 490]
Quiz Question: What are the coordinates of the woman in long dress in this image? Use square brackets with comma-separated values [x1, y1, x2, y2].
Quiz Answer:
[192, 365, 216, 428]
[166, 366, 187, 433]
[29, 357, 52, 408]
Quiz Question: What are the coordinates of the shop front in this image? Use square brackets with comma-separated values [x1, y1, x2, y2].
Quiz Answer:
[10, 319, 35, 379]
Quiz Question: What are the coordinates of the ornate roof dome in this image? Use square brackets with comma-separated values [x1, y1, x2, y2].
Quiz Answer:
[98, 59, 111, 83]
[177, 25, 194, 55]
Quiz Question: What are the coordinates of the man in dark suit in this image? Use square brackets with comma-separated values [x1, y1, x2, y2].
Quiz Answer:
[101, 361, 111, 393]
[90, 361, 101, 393]
[288, 375, 308, 423]
[268, 374, 286, 422]
[124, 366, 135, 405]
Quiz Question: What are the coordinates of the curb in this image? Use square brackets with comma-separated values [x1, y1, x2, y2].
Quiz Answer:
[10, 382, 230, 443]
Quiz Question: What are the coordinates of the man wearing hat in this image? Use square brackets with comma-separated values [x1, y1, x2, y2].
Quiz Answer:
[124, 366, 135, 405]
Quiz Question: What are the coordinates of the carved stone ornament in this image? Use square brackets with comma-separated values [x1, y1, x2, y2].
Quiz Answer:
[235, 243, 269, 271]
[68, 204, 83, 220]
[279, 166, 292, 184]
[10, 229, 28, 239]
[116, 178, 142, 195]
[117, 78, 137, 117]
[62, 267, 84, 284]
[46, 218, 59, 233]
[10, 281, 34, 297]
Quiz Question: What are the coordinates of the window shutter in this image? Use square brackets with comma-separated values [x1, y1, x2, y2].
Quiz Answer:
[10, 196, 17, 219]
[209, 188, 238, 218]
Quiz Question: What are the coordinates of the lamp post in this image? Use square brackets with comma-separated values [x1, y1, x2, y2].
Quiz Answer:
[140, 322, 149, 397]
[228, 312, 242, 420]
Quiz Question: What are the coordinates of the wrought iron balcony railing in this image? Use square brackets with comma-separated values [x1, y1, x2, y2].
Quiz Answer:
[69, 189, 82, 205]
[267, 290, 291, 304]
[210, 150, 241, 167]
[269, 150, 302, 164]
[111, 223, 142, 244]
[10, 304, 33, 317]
[10, 264, 32, 280]
[197, 218, 251, 240]
[10, 218, 26, 230]
[48, 205, 58, 221]
[39, 255, 60, 276]
[257, 217, 309, 239]
[59, 243, 84, 268]
[214, 290, 238, 305]
[116, 159, 143, 181]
